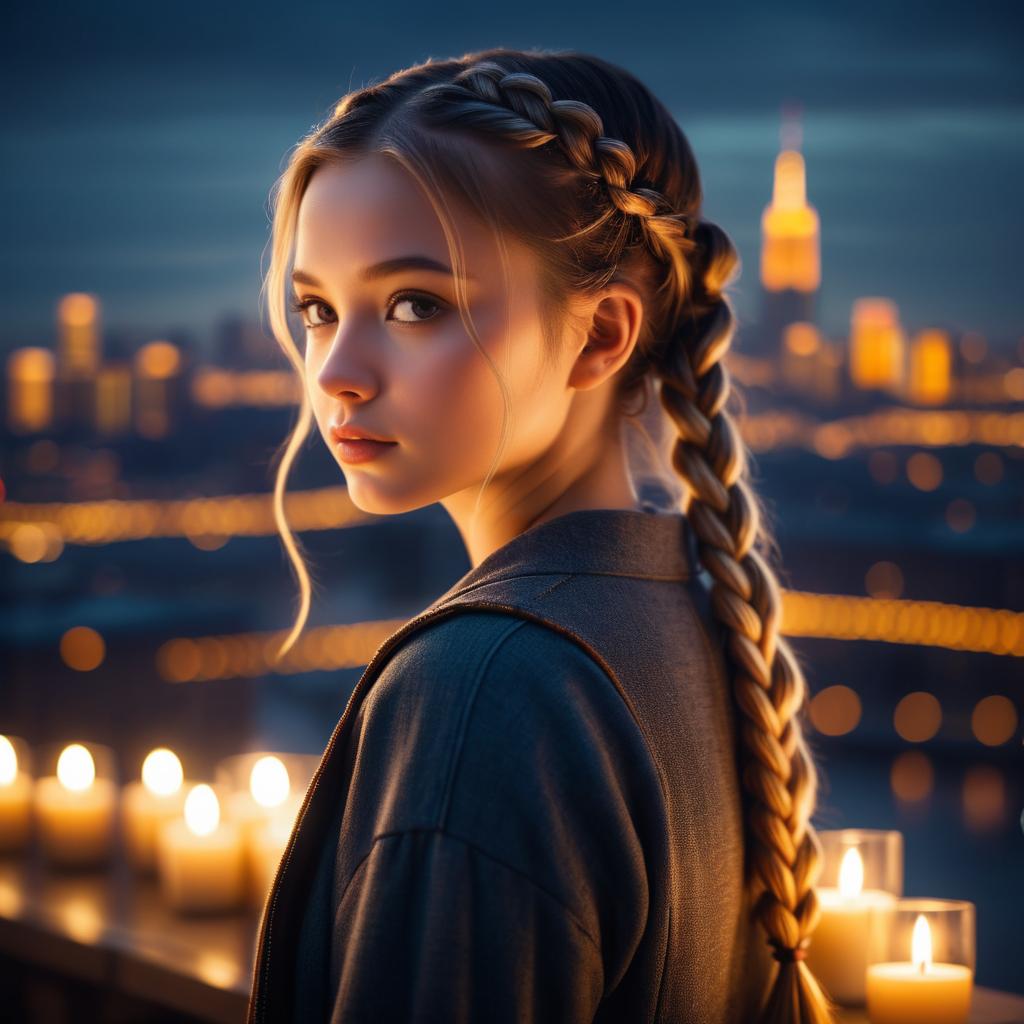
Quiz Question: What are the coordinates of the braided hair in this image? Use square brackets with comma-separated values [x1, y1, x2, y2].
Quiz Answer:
[264, 47, 837, 1024]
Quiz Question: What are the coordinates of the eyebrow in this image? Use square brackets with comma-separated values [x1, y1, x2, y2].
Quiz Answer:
[291, 255, 472, 287]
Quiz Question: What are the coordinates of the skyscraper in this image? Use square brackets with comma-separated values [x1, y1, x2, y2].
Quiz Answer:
[756, 109, 821, 358]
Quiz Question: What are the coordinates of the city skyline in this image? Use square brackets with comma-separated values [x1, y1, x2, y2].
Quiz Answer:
[1, 1, 1022, 353]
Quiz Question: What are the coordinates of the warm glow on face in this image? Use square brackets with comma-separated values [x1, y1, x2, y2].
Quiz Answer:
[250, 755, 290, 809]
[911, 913, 932, 970]
[0, 736, 17, 786]
[838, 846, 865, 899]
[184, 783, 220, 836]
[141, 747, 184, 797]
[57, 743, 95, 792]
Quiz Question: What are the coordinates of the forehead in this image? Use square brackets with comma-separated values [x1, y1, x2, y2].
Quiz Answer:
[295, 153, 498, 279]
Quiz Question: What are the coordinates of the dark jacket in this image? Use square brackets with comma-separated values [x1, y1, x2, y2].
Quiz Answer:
[246, 505, 774, 1023]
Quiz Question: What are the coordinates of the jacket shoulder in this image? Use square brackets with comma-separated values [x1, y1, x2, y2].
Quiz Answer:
[341, 605, 659, 844]
[337, 607, 660, 970]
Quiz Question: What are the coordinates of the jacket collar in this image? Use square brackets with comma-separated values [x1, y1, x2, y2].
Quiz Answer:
[430, 503, 694, 607]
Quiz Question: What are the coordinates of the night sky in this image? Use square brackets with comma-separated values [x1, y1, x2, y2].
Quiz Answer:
[1, 0, 1021, 355]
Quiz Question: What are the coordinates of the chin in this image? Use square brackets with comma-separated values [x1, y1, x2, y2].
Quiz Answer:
[343, 478, 438, 518]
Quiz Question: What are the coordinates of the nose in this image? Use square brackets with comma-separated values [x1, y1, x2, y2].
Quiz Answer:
[313, 321, 379, 401]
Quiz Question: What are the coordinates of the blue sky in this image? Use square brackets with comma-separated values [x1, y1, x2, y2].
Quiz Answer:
[1, 0, 1021, 355]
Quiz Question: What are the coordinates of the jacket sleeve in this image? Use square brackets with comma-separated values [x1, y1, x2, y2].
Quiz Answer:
[326, 610, 660, 1024]
[328, 825, 604, 1023]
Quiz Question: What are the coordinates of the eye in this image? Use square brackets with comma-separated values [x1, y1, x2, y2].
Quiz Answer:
[289, 297, 335, 329]
[288, 291, 447, 330]
[386, 291, 445, 325]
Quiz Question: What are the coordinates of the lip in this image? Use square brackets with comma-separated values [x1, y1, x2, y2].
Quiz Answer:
[329, 424, 396, 445]
[334, 437, 397, 464]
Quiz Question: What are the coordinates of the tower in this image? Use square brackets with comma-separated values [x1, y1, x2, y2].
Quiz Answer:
[757, 107, 821, 358]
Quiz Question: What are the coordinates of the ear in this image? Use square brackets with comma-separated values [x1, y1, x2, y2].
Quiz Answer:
[566, 282, 644, 391]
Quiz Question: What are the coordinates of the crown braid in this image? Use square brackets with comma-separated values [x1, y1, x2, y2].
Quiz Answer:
[422, 60, 836, 1023]
[418, 62, 695, 273]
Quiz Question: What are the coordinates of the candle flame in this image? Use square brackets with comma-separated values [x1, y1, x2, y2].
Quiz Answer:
[838, 846, 864, 899]
[250, 755, 290, 809]
[184, 783, 220, 837]
[56, 743, 95, 792]
[141, 747, 183, 797]
[0, 736, 17, 786]
[911, 913, 932, 971]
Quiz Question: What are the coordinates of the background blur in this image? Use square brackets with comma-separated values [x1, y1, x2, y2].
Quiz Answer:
[2, 0, 1021, 997]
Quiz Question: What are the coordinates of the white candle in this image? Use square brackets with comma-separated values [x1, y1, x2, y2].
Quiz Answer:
[121, 748, 187, 872]
[806, 847, 896, 1004]
[223, 754, 297, 899]
[35, 743, 115, 866]
[867, 914, 973, 1024]
[157, 783, 244, 913]
[0, 736, 33, 853]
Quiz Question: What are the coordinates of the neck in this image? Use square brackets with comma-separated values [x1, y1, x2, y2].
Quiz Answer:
[442, 416, 640, 568]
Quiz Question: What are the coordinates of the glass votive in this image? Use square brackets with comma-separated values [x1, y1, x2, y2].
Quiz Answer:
[806, 828, 903, 1005]
[121, 747, 189, 872]
[866, 897, 975, 1024]
[0, 734, 34, 854]
[34, 741, 117, 868]
[215, 751, 317, 903]
[156, 781, 245, 914]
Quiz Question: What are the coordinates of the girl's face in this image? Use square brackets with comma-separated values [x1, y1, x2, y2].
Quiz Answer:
[293, 153, 586, 522]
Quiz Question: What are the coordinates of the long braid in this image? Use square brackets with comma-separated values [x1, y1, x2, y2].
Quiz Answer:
[417, 61, 838, 1024]
[655, 222, 837, 1023]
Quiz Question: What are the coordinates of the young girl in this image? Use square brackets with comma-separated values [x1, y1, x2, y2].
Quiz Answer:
[248, 47, 837, 1024]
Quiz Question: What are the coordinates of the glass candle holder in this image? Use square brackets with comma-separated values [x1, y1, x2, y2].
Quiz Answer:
[215, 751, 318, 903]
[121, 746, 189, 872]
[866, 897, 975, 1024]
[0, 734, 34, 854]
[34, 741, 117, 868]
[155, 780, 245, 914]
[805, 828, 903, 1006]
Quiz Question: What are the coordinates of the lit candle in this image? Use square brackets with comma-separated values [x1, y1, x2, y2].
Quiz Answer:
[157, 783, 244, 913]
[121, 748, 187, 872]
[35, 743, 115, 866]
[224, 754, 299, 898]
[0, 735, 33, 853]
[867, 913, 973, 1024]
[806, 847, 896, 1004]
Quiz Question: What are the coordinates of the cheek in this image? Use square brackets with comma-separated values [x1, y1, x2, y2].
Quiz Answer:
[392, 342, 506, 456]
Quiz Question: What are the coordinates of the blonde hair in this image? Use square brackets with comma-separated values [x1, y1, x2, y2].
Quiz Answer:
[261, 46, 837, 1024]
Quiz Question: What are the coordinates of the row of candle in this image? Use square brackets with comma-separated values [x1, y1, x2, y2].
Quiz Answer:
[0, 734, 316, 914]
[0, 737, 979, 1021]
[805, 828, 975, 1024]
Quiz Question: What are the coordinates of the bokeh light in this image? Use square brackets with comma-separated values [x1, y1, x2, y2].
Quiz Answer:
[971, 695, 1018, 746]
[891, 750, 934, 803]
[893, 691, 942, 742]
[59, 626, 105, 672]
[809, 684, 862, 737]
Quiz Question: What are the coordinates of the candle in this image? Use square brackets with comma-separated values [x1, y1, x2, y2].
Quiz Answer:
[121, 748, 187, 872]
[250, 811, 298, 905]
[223, 754, 299, 898]
[0, 735, 33, 853]
[806, 847, 896, 1004]
[35, 743, 115, 867]
[867, 914, 973, 1024]
[157, 783, 244, 913]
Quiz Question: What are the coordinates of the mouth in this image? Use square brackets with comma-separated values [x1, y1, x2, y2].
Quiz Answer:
[333, 437, 399, 464]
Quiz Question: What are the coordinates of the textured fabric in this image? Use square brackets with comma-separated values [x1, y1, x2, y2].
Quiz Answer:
[247, 505, 775, 1024]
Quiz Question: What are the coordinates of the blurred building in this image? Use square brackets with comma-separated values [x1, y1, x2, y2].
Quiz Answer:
[756, 114, 821, 358]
